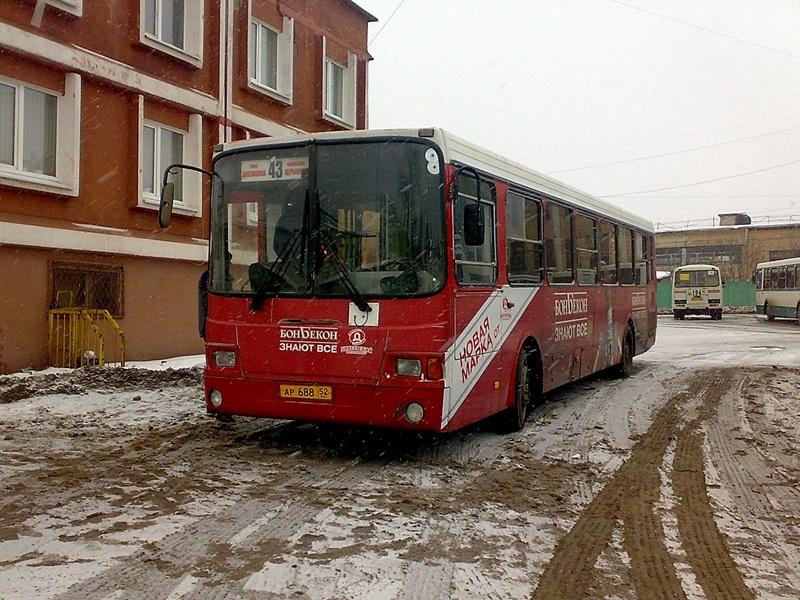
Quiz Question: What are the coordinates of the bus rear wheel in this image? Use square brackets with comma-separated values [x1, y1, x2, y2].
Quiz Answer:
[614, 327, 634, 378]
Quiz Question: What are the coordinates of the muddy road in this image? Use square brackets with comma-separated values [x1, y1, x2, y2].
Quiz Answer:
[1, 314, 799, 599]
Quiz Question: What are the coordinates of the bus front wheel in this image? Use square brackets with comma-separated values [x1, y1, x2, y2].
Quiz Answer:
[765, 302, 775, 322]
[495, 348, 537, 433]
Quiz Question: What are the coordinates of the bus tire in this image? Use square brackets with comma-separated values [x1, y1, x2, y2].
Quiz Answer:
[765, 302, 775, 322]
[495, 349, 533, 433]
[614, 327, 634, 378]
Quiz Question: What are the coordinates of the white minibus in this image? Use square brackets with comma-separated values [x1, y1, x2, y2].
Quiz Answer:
[671, 264, 723, 320]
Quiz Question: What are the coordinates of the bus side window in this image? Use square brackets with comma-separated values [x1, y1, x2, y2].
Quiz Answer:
[618, 227, 635, 285]
[634, 231, 649, 286]
[778, 266, 787, 290]
[599, 221, 618, 284]
[454, 173, 497, 285]
[506, 190, 543, 285]
[545, 202, 574, 284]
[575, 213, 598, 285]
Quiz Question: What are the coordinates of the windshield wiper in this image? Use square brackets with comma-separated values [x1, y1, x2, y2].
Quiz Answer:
[319, 231, 371, 313]
[250, 231, 302, 310]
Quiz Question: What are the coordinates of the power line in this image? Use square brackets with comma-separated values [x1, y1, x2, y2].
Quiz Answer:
[622, 195, 800, 198]
[549, 126, 800, 174]
[601, 157, 800, 197]
[369, 0, 409, 45]
[609, 0, 800, 60]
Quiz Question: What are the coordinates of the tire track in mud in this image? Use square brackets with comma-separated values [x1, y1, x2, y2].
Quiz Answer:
[49, 418, 509, 599]
[52, 463, 368, 598]
[532, 370, 754, 600]
[701, 369, 800, 594]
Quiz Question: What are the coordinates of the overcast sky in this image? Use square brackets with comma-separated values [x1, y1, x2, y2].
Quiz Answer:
[356, 0, 800, 229]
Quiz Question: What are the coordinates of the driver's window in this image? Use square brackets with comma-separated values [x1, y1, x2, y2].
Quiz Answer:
[454, 173, 496, 285]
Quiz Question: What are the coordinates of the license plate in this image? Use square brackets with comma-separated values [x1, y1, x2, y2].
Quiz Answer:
[279, 384, 333, 402]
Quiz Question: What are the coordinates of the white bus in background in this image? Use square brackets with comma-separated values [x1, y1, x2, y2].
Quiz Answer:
[671, 264, 723, 320]
[755, 257, 800, 322]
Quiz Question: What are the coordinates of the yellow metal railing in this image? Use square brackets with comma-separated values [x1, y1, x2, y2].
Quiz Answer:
[48, 309, 126, 368]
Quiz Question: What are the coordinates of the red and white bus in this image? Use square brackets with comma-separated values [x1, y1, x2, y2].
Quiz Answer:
[161, 128, 657, 432]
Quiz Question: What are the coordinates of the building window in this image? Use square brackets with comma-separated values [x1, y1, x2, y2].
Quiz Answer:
[0, 74, 80, 195]
[506, 191, 542, 285]
[322, 37, 356, 128]
[143, 121, 184, 203]
[139, 104, 202, 216]
[141, 0, 203, 66]
[52, 262, 124, 316]
[248, 16, 294, 103]
[326, 60, 344, 118]
[0, 82, 57, 176]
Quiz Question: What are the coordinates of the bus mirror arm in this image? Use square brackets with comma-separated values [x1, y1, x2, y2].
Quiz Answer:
[450, 166, 485, 246]
[158, 163, 215, 228]
[449, 165, 482, 203]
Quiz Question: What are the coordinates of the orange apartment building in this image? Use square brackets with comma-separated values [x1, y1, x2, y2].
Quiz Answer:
[0, 0, 375, 374]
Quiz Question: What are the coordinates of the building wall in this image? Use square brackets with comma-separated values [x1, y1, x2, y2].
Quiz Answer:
[0, 0, 374, 374]
[656, 224, 800, 283]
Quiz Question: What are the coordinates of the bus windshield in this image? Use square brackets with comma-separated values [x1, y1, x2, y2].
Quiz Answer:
[674, 269, 720, 288]
[209, 139, 446, 303]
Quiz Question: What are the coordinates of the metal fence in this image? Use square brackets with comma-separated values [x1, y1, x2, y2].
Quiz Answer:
[48, 309, 126, 368]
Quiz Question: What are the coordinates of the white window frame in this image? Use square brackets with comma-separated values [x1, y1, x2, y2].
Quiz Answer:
[0, 73, 80, 196]
[322, 37, 356, 129]
[138, 101, 202, 217]
[140, 0, 204, 68]
[47, 0, 83, 17]
[248, 14, 294, 104]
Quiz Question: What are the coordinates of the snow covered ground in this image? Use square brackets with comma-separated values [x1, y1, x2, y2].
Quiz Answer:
[1, 314, 799, 599]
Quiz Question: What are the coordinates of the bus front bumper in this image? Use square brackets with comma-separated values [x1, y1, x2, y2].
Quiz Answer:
[203, 375, 445, 432]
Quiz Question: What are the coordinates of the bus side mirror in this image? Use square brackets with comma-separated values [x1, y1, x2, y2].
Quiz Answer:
[159, 182, 175, 228]
[464, 203, 485, 246]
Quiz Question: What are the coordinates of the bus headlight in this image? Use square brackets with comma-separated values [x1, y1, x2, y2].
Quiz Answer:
[209, 389, 223, 408]
[395, 358, 422, 377]
[404, 402, 425, 423]
[213, 350, 236, 367]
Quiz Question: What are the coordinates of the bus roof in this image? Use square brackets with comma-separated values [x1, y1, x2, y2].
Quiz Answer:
[215, 128, 654, 233]
[674, 264, 720, 272]
[756, 256, 800, 270]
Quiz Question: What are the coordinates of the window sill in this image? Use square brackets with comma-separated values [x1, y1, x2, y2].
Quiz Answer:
[139, 196, 201, 218]
[247, 80, 292, 106]
[322, 111, 355, 130]
[141, 35, 202, 69]
[47, 0, 83, 17]
[0, 169, 78, 197]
